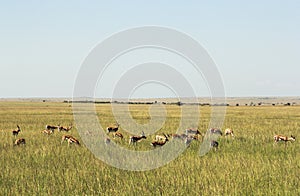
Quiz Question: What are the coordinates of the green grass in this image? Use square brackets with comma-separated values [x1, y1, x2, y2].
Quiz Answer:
[0, 102, 299, 195]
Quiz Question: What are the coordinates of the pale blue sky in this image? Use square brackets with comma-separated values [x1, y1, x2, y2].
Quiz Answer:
[0, 1, 299, 98]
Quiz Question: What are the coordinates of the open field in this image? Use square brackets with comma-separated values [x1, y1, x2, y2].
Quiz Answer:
[0, 101, 299, 195]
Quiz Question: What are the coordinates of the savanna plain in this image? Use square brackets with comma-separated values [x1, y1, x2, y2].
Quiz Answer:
[0, 101, 299, 195]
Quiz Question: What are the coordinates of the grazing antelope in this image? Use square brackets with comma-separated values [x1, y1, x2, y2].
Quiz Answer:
[209, 128, 222, 135]
[14, 138, 26, 146]
[151, 134, 169, 147]
[12, 125, 21, 136]
[59, 125, 72, 132]
[224, 128, 234, 137]
[210, 140, 219, 151]
[113, 132, 123, 139]
[41, 129, 54, 135]
[129, 131, 147, 145]
[46, 124, 59, 130]
[171, 133, 188, 140]
[61, 135, 80, 146]
[155, 133, 169, 142]
[185, 128, 202, 136]
[274, 135, 295, 144]
[107, 123, 120, 133]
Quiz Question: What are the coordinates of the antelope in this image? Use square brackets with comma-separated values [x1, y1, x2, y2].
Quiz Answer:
[14, 138, 26, 146]
[107, 123, 120, 133]
[210, 140, 219, 151]
[151, 134, 169, 147]
[224, 128, 234, 137]
[274, 135, 295, 144]
[12, 125, 21, 136]
[185, 135, 198, 146]
[113, 132, 123, 139]
[41, 129, 54, 135]
[129, 131, 147, 145]
[61, 135, 80, 146]
[209, 128, 222, 135]
[59, 125, 72, 132]
[155, 133, 169, 142]
[185, 128, 202, 136]
[46, 124, 59, 130]
[171, 133, 188, 140]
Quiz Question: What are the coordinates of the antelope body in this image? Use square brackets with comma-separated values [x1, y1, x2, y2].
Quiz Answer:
[113, 132, 123, 139]
[210, 140, 219, 151]
[12, 125, 21, 136]
[224, 128, 234, 137]
[274, 135, 295, 143]
[42, 129, 54, 135]
[107, 123, 120, 133]
[129, 132, 146, 145]
[61, 135, 80, 146]
[59, 125, 72, 132]
[151, 134, 169, 147]
[210, 128, 222, 135]
[46, 124, 59, 130]
[185, 128, 202, 136]
[14, 138, 26, 146]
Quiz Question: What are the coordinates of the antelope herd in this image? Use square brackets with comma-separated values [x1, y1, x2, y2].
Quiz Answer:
[11, 123, 79, 147]
[9, 123, 297, 151]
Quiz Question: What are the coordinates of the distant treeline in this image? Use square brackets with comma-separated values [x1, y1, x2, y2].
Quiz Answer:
[63, 100, 297, 106]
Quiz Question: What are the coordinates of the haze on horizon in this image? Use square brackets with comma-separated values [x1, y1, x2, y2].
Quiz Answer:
[0, 1, 299, 99]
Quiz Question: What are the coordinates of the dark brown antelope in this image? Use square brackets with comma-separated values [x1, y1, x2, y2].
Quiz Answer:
[106, 123, 120, 133]
[12, 125, 21, 136]
[129, 131, 146, 145]
[61, 135, 80, 146]
[210, 140, 219, 151]
[14, 138, 26, 146]
[46, 124, 59, 130]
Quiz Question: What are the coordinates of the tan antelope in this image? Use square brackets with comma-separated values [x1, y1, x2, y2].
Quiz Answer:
[59, 125, 73, 132]
[129, 131, 147, 145]
[107, 123, 120, 133]
[41, 129, 54, 135]
[151, 134, 169, 147]
[224, 128, 234, 138]
[113, 132, 123, 139]
[155, 133, 169, 142]
[14, 138, 26, 146]
[61, 135, 80, 146]
[12, 125, 21, 136]
[274, 134, 295, 145]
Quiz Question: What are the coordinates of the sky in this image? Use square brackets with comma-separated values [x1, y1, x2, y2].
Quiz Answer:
[0, 1, 299, 98]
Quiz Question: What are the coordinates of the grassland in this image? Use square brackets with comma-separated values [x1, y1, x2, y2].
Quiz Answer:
[0, 101, 299, 195]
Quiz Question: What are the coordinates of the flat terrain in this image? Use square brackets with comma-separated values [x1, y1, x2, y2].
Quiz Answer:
[0, 101, 299, 195]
